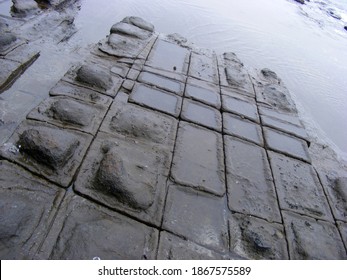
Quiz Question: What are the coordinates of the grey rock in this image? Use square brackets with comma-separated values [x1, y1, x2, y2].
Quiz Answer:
[185, 78, 221, 109]
[146, 39, 190, 74]
[269, 151, 333, 221]
[222, 94, 259, 122]
[27, 96, 108, 135]
[283, 211, 346, 259]
[76, 65, 113, 91]
[38, 194, 158, 260]
[264, 127, 311, 163]
[129, 83, 182, 117]
[138, 71, 183, 95]
[337, 222, 347, 250]
[181, 99, 222, 132]
[224, 136, 281, 222]
[74, 132, 170, 226]
[294, 0, 305, 4]
[0, 160, 64, 259]
[11, 0, 39, 16]
[95, 147, 155, 210]
[110, 22, 151, 40]
[158, 231, 233, 260]
[163, 185, 229, 252]
[101, 92, 178, 148]
[171, 122, 225, 196]
[49, 81, 112, 106]
[229, 214, 288, 259]
[261, 84, 297, 113]
[261, 68, 278, 81]
[122, 16, 155, 32]
[0, 32, 17, 50]
[259, 106, 302, 126]
[0, 120, 92, 187]
[318, 173, 347, 222]
[223, 113, 263, 146]
[189, 52, 219, 84]
[0, 59, 21, 92]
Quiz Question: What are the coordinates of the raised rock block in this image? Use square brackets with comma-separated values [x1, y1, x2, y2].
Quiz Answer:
[283, 211, 346, 259]
[222, 94, 259, 122]
[0, 120, 92, 187]
[138, 71, 184, 95]
[189, 52, 219, 84]
[229, 214, 288, 259]
[74, 132, 170, 226]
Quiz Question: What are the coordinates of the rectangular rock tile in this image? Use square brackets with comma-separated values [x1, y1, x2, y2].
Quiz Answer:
[269, 151, 333, 221]
[181, 99, 222, 132]
[283, 211, 346, 259]
[157, 231, 233, 260]
[229, 213, 288, 259]
[189, 52, 219, 84]
[261, 115, 308, 141]
[50, 80, 112, 107]
[100, 92, 178, 150]
[224, 65, 254, 95]
[129, 83, 182, 117]
[137, 71, 184, 95]
[171, 121, 225, 196]
[62, 63, 123, 97]
[74, 132, 170, 227]
[337, 222, 347, 250]
[27, 96, 109, 135]
[224, 136, 281, 222]
[0, 120, 92, 187]
[122, 79, 135, 91]
[222, 94, 259, 123]
[4, 44, 40, 66]
[0, 160, 65, 259]
[221, 86, 255, 100]
[37, 193, 159, 260]
[146, 39, 189, 74]
[223, 113, 263, 146]
[185, 77, 221, 109]
[143, 65, 186, 82]
[318, 173, 347, 222]
[259, 106, 302, 126]
[127, 68, 140, 80]
[162, 185, 229, 252]
[264, 127, 311, 163]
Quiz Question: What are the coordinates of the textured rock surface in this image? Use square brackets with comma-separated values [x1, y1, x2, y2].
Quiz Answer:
[1, 15, 346, 260]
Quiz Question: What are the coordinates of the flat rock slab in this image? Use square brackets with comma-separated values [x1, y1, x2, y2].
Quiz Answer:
[223, 113, 263, 146]
[283, 211, 346, 259]
[157, 231, 231, 260]
[224, 136, 281, 223]
[261, 114, 308, 140]
[188, 52, 219, 84]
[146, 39, 190, 74]
[269, 151, 333, 221]
[74, 132, 170, 226]
[318, 173, 347, 222]
[0, 160, 65, 259]
[37, 193, 158, 260]
[181, 99, 222, 132]
[229, 213, 288, 259]
[163, 185, 229, 252]
[49, 80, 112, 107]
[0, 120, 92, 187]
[129, 83, 182, 117]
[259, 106, 302, 126]
[185, 77, 221, 109]
[0, 59, 21, 92]
[138, 71, 184, 95]
[171, 121, 225, 196]
[222, 94, 259, 123]
[27, 96, 109, 135]
[62, 63, 123, 97]
[264, 127, 311, 163]
[101, 92, 178, 149]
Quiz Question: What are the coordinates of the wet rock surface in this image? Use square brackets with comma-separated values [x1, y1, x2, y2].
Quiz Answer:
[0, 14, 346, 259]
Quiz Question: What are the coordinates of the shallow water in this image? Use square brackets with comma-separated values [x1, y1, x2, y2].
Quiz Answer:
[1, 0, 347, 157]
